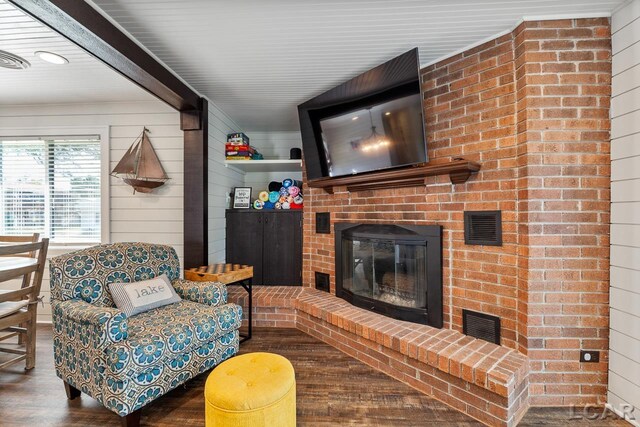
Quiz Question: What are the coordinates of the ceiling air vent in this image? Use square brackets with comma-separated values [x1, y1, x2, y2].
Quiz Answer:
[464, 210, 502, 246]
[0, 50, 30, 70]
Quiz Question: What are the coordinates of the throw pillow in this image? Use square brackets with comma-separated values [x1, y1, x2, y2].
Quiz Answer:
[109, 274, 181, 317]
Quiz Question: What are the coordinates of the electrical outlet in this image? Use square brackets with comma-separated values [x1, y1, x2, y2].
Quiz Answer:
[580, 350, 600, 363]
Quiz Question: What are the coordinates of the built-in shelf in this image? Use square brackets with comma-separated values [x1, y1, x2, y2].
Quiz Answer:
[224, 159, 302, 173]
[307, 159, 481, 193]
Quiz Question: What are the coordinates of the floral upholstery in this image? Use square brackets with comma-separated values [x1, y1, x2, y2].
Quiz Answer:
[104, 301, 242, 378]
[172, 279, 228, 306]
[50, 243, 181, 307]
[50, 243, 242, 417]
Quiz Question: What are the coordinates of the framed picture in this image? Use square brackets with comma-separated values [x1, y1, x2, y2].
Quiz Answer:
[233, 187, 252, 209]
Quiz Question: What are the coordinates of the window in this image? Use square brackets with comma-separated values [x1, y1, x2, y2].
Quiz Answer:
[0, 136, 101, 244]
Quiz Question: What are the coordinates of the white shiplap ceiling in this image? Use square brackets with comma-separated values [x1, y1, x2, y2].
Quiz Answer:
[90, 0, 625, 131]
[0, 0, 155, 105]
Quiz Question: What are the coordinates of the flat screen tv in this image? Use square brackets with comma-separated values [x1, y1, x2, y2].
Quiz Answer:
[298, 48, 426, 180]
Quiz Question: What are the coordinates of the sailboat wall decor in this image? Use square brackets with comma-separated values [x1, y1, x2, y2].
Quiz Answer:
[111, 127, 169, 193]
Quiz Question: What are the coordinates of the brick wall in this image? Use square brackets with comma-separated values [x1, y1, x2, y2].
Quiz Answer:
[513, 19, 611, 405]
[303, 17, 611, 406]
[422, 32, 520, 347]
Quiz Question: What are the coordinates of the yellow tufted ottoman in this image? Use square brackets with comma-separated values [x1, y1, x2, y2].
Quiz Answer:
[205, 352, 296, 427]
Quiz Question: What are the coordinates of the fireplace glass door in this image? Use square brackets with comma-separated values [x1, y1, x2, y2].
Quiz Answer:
[341, 237, 427, 309]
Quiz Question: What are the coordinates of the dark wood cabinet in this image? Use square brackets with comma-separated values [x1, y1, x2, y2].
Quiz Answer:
[225, 210, 302, 286]
[225, 211, 264, 283]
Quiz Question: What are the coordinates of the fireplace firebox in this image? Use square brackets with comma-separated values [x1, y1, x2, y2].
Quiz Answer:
[335, 223, 442, 327]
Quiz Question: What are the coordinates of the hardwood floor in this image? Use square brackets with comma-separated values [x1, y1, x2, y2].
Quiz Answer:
[0, 326, 627, 426]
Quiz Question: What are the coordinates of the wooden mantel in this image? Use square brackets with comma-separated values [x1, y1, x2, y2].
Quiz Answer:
[307, 159, 481, 193]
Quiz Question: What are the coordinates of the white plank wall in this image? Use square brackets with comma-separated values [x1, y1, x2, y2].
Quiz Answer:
[243, 131, 303, 196]
[246, 131, 303, 160]
[610, 1, 640, 424]
[207, 101, 245, 263]
[0, 100, 182, 322]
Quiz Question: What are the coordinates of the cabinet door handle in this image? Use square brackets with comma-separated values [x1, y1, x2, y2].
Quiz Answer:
[265, 217, 269, 223]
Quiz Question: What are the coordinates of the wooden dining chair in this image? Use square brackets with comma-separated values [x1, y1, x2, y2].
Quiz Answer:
[0, 235, 49, 370]
[0, 234, 40, 345]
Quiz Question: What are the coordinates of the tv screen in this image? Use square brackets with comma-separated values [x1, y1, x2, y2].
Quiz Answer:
[298, 48, 426, 180]
[319, 93, 425, 177]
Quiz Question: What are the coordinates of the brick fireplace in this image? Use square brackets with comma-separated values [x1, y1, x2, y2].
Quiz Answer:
[226, 16, 611, 427]
[302, 17, 611, 410]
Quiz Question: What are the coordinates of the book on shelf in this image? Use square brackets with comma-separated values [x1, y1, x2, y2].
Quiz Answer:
[226, 132, 250, 144]
[226, 151, 254, 157]
[226, 156, 254, 160]
[225, 144, 255, 153]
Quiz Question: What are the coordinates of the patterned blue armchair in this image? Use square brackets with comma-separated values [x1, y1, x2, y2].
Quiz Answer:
[49, 242, 242, 427]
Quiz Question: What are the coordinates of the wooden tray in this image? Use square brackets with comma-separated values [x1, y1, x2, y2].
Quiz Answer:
[185, 264, 253, 284]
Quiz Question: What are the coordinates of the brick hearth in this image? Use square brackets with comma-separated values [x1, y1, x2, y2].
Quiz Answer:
[229, 286, 529, 426]
[231, 285, 301, 328]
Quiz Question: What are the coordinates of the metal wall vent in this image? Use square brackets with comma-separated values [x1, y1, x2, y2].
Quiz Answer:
[316, 212, 331, 234]
[463, 309, 501, 344]
[315, 272, 330, 292]
[464, 210, 502, 246]
[0, 50, 31, 70]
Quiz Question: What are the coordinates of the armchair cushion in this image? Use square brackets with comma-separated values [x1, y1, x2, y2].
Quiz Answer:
[105, 300, 242, 377]
[172, 279, 228, 307]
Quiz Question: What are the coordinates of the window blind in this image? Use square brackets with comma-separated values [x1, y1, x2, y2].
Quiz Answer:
[0, 137, 101, 243]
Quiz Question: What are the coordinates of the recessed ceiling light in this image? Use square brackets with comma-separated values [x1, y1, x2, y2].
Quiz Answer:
[35, 51, 68, 65]
[385, 112, 391, 116]
[352, 116, 359, 121]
